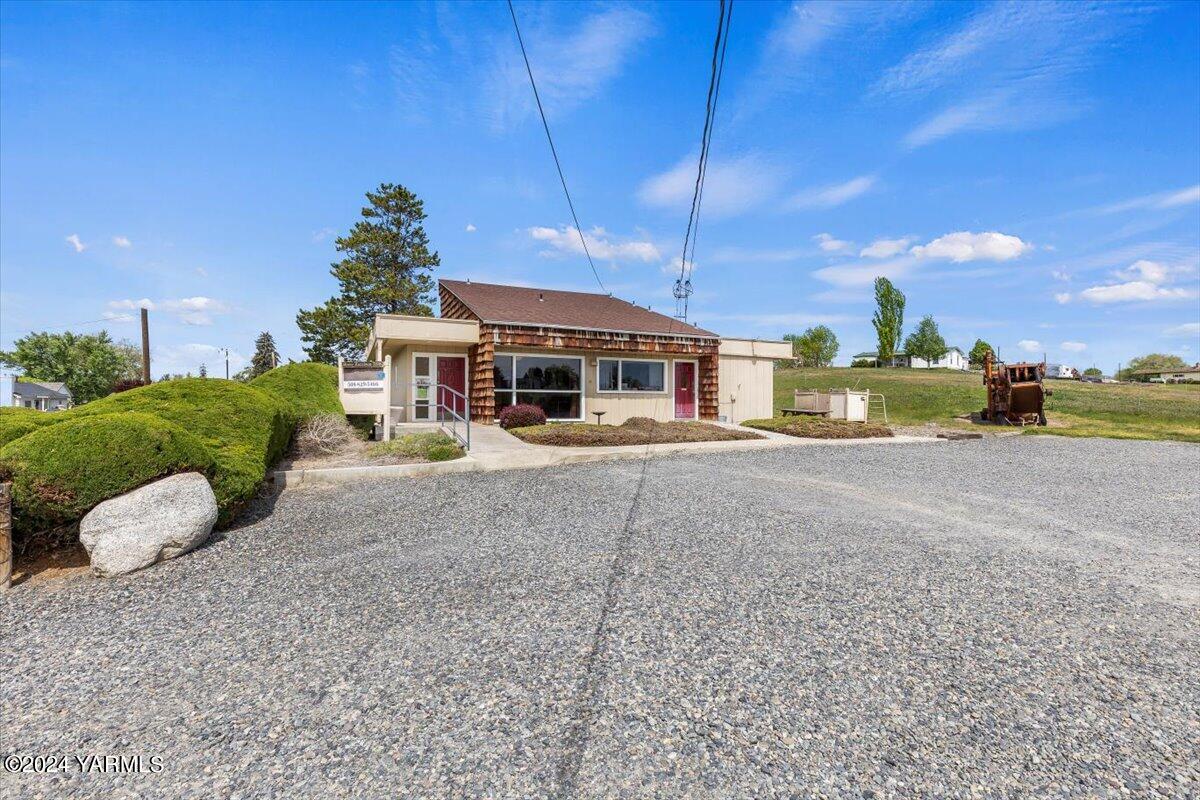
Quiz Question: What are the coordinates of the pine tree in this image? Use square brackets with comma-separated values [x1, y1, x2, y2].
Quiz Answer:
[296, 183, 439, 362]
[250, 331, 280, 378]
[199, 363, 207, 378]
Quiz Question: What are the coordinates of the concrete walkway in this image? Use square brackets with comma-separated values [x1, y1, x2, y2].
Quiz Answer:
[272, 422, 943, 487]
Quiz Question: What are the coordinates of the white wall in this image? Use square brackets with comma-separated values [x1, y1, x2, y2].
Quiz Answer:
[717, 356, 776, 422]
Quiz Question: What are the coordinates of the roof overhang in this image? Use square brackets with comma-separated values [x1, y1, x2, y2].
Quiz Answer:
[366, 314, 480, 357]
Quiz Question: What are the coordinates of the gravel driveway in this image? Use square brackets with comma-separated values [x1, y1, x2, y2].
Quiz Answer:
[3, 436, 1198, 798]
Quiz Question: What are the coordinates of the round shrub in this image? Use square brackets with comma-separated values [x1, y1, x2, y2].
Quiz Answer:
[249, 362, 341, 421]
[498, 403, 546, 429]
[425, 442, 465, 462]
[621, 416, 656, 429]
[0, 412, 216, 543]
[69, 378, 295, 525]
[0, 407, 64, 447]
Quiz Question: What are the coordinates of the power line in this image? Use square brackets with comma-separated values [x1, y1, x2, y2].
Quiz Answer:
[507, 0, 606, 294]
[675, 0, 733, 321]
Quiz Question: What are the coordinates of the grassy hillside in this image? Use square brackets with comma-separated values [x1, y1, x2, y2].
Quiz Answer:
[773, 367, 1200, 443]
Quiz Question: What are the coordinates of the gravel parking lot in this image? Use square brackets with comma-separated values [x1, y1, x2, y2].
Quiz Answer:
[3, 436, 1198, 798]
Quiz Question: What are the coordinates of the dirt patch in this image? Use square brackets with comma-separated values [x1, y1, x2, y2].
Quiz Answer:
[279, 430, 464, 470]
[10, 543, 90, 589]
[509, 420, 763, 447]
[743, 417, 893, 439]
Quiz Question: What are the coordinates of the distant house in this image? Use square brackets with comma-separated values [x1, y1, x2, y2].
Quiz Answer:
[852, 347, 970, 371]
[6, 377, 73, 411]
[1045, 363, 1078, 379]
[1130, 365, 1200, 383]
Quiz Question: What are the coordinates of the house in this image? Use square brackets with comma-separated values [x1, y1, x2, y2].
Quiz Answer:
[1045, 363, 1078, 380]
[339, 279, 791, 437]
[1130, 365, 1200, 383]
[4, 377, 73, 410]
[852, 347, 970, 371]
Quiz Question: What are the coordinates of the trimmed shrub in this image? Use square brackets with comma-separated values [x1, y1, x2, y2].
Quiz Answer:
[0, 412, 215, 543]
[367, 431, 464, 462]
[250, 362, 341, 421]
[0, 407, 63, 447]
[498, 403, 546, 429]
[621, 416, 656, 429]
[67, 378, 295, 525]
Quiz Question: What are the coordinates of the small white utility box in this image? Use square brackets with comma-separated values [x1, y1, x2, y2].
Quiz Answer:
[828, 389, 869, 422]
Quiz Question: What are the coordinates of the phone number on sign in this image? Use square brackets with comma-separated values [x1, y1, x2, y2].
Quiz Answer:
[3, 753, 164, 774]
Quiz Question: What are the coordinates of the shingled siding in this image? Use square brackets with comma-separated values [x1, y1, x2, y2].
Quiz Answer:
[469, 323, 719, 424]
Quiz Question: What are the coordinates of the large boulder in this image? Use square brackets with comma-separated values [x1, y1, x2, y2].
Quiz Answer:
[79, 472, 218, 577]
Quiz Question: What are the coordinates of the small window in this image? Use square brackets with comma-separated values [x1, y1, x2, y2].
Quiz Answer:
[598, 359, 665, 392]
[597, 359, 619, 391]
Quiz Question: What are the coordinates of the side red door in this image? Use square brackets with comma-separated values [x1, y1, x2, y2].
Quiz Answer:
[437, 357, 467, 420]
[674, 362, 696, 419]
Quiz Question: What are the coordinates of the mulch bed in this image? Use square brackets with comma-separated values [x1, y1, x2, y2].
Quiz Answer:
[742, 417, 893, 439]
[508, 419, 762, 447]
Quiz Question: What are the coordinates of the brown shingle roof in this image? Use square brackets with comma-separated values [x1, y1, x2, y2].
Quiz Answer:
[439, 279, 718, 338]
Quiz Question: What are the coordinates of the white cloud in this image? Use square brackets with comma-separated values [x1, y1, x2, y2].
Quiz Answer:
[482, 6, 655, 130]
[1051, 269, 1071, 281]
[910, 231, 1031, 262]
[1115, 259, 1169, 284]
[107, 296, 229, 325]
[1017, 339, 1042, 353]
[108, 298, 156, 311]
[1091, 184, 1200, 215]
[465, 224, 477, 233]
[1061, 341, 1087, 352]
[860, 237, 912, 259]
[881, 3, 1146, 148]
[1079, 281, 1195, 304]
[813, 233, 852, 253]
[1164, 322, 1200, 338]
[311, 227, 337, 243]
[788, 174, 876, 210]
[65, 234, 87, 253]
[528, 225, 660, 263]
[1054, 292, 1072, 305]
[101, 311, 135, 323]
[112, 235, 132, 248]
[195, 267, 209, 278]
[813, 255, 916, 288]
[637, 153, 781, 218]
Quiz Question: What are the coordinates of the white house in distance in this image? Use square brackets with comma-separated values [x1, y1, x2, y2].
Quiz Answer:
[1, 376, 74, 411]
[1045, 364, 1078, 379]
[852, 347, 970, 371]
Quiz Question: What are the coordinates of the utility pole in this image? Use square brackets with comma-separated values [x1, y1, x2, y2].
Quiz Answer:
[140, 308, 151, 384]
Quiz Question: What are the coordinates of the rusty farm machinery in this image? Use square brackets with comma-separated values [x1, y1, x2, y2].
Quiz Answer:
[980, 352, 1051, 426]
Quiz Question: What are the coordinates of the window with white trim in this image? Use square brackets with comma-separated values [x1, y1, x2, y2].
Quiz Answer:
[597, 358, 666, 392]
[493, 354, 584, 420]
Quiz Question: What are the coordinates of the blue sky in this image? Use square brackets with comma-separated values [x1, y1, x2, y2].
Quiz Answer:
[2, 0, 1198, 376]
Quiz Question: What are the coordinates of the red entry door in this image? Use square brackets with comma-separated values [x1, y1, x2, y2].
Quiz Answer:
[674, 362, 696, 419]
[437, 357, 466, 420]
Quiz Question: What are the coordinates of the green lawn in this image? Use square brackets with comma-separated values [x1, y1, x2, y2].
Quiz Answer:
[773, 367, 1200, 443]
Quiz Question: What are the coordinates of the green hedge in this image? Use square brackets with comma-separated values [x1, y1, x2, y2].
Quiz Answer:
[249, 362, 340, 421]
[0, 413, 215, 536]
[0, 407, 62, 447]
[67, 378, 296, 525]
[0, 363, 344, 539]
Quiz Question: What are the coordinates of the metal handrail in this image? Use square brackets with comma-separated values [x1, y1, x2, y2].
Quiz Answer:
[389, 381, 471, 450]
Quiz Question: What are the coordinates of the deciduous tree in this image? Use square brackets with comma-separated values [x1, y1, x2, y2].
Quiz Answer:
[969, 339, 993, 368]
[904, 316, 948, 366]
[297, 183, 439, 362]
[784, 326, 840, 367]
[872, 277, 905, 365]
[0, 330, 140, 404]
